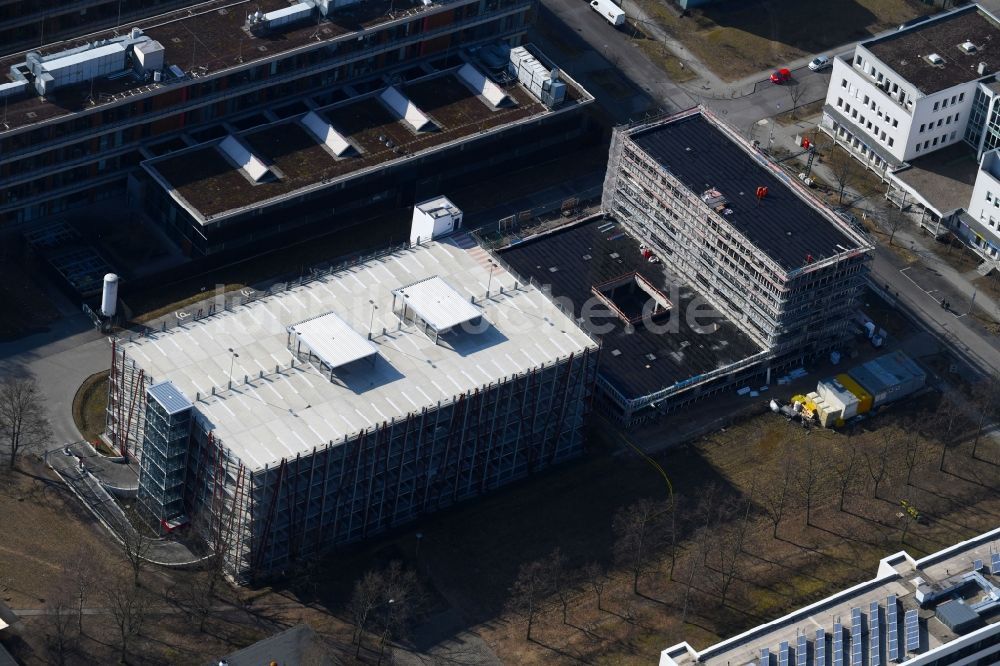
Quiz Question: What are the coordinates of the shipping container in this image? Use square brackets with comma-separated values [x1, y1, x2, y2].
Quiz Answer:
[835, 373, 873, 414]
[817, 376, 861, 419]
[848, 351, 925, 408]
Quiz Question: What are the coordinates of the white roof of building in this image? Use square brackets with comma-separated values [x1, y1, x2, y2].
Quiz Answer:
[394, 275, 481, 332]
[416, 196, 462, 219]
[121, 238, 596, 471]
[289, 311, 378, 370]
[42, 42, 126, 72]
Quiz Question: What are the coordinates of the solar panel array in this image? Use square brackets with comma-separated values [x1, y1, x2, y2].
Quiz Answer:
[992, 553, 1000, 575]
[816, 628, 826, 666]
[973, 558, 983, 572]
[833, 621, 844, 666]
[869, 601, 881, 666]
[851, 608, 864, 666]
[905, 609, 920, 652]
[797, 633, 807, 666]
[778, 641, 790, 666]
[761, 646, 771, 666]
[887, 595, 900, 662]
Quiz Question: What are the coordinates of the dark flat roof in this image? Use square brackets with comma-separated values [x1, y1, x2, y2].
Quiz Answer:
[146, 71, 548, 219]
[629, 113, 859, 273]
[865, 6, 1000, 94]
[0, 0, 472, 133]
[499, 218, 762, 401]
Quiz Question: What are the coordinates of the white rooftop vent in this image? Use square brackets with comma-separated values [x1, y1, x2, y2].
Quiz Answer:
[927, 53, 944, 66]
[300, 111, 352, 156]
[411, 196, 462, 245]
[456, 63, 512, 108]
[379, 86, 433, 132]
[959, 41, 977, 54]
[218, 135, 274, 183]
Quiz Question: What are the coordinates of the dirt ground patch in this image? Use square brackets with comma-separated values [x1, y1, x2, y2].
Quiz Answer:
[644, 0, 930, 81]
[628, 22, 697, 83]
[71, 371, 109, 444]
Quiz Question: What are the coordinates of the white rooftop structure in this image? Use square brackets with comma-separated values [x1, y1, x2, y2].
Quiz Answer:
[288, 311, 378, 375]
[120, 238, 596, 471]
[392, 275, 481, 335]
[300, 111, 352, 157]
[380, 86, 433, 132]
[218, 135, 273, 183]
[457, 63, 512, 108]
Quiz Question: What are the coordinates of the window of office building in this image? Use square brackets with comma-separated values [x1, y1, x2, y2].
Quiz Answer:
[965, 86, 990, 147]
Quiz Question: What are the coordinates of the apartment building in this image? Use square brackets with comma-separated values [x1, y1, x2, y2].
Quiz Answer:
[660, 528, 1000, 666]
[603, 108, 874, 364]
[822, 4, 1000, 172]
[958, 148, 1000, 262]
[0, 0, 541, 235]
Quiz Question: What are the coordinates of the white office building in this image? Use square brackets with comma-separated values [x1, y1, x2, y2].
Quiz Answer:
[957, 148, 1000, 263]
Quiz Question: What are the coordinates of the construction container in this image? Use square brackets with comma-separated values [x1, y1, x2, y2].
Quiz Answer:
[835, 373, 873, 414]
[848, 351, 925, 408]
[817, 376, 861, 419]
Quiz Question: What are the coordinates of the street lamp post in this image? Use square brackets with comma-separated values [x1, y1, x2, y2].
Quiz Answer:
[968, 288, 978, 316]
[378, 598, 395, 665]
[368, 299, 379, 339]
[486, 261, 496, 298]
[228, 348, 239, 389]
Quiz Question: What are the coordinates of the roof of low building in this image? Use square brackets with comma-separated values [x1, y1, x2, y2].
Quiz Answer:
[499, 217, 763, 402]
[864, 5, 1000, 94]
[212, 624, 336, 666]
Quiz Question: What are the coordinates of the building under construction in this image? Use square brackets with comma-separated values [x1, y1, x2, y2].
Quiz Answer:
[105, 232, 599, 580]
[602, 108, 875, 366]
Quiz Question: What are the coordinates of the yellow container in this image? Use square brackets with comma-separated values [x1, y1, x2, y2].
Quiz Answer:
[836, 374, 873, 414]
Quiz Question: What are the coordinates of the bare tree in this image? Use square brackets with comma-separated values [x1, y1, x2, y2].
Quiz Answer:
[710, 497, 752, 608]
[971, 374, 1000, 459]
[0, 375, 50, 470]
[374, 561, 424, 664]
[903, 435, 921, 487]
[613, 498, 666, 595]
[865, 431, 894, 499]
[547, 548, 572, 625]
[505, 558, 552, 641]
[762, 465, 791, 538]
[788, 83, 806, 119]
[826, 147, 861, 205]
[66, 543, 103, 635]
[886, 207, 907, 246]
[350, 569, 384, 656]
[104, 576, 151, 663]
[796, 439, 824, 526]
[118, 508, 151, 587]
[835, 442, 860, 512]
[43, 593, 76, 665]
[666, 494, 684, 580]
[582, 562, 606, 612]
[931, 394, 963, 471]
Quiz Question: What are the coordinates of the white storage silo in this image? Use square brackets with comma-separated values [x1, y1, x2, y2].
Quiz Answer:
[101, 273, 119, 317]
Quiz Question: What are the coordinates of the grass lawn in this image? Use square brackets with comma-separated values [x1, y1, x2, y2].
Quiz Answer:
[643, 0, 929, 81]
[71, 371, 110, 444]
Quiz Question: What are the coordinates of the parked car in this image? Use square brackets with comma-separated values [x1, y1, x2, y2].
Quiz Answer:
[770, 68, 792, 84]
[808, 55, 831, 71]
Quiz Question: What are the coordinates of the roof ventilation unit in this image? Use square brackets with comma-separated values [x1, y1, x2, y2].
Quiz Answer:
[300, 111, 352, 156]
[410, 196, 462, 245]
[247, 2, 315, 34]
[509, 46, 566, 108]
[959, 41, 977, 54]
[927, 53, 944, 66]
[456, 63, 512, 108]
